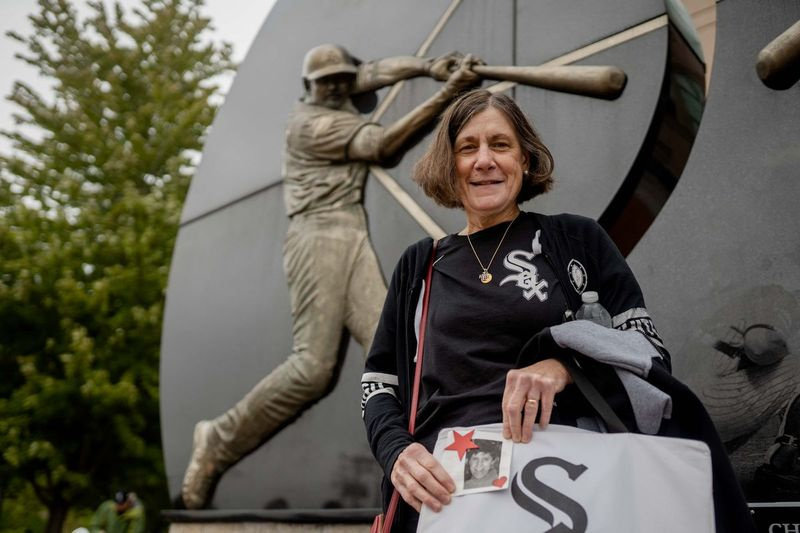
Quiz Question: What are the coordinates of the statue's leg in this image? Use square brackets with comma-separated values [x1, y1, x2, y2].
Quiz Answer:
[344, 234, 387, 353]
[182, 214, 357, 508]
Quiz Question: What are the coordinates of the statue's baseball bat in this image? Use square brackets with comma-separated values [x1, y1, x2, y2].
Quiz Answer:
[756, 20, 800, 90]
[472, 65, 627, 100]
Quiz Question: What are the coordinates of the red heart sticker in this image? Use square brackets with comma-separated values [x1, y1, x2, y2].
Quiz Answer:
[492, 476, 507, 488]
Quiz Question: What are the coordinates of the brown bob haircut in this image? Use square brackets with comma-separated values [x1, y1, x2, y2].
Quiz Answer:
[413, 89, 554, 208]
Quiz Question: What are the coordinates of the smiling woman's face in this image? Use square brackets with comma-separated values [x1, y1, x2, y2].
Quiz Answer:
[454, 106, 528, 228]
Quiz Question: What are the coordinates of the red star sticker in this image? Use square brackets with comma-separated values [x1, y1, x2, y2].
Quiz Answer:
[444, 429, 479, 461]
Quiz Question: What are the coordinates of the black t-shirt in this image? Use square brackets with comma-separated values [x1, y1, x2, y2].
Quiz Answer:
[415, 213, 570, 447]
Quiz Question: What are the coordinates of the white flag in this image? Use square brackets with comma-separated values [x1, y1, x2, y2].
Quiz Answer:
[418, 423, 714, 533]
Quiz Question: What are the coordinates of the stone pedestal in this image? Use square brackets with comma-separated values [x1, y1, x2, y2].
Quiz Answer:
[169, 524, 369, 533]
[163, 509, 377, 533]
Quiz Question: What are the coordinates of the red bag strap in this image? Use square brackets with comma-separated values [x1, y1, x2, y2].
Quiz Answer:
[382, 239, 438, 533]
[409, 239, 437, 435]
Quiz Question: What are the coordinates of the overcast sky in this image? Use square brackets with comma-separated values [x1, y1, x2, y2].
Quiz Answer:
[0, 0, 277, 154]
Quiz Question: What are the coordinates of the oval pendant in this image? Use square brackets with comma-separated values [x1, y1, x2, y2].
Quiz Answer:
[479, 271, 492, 284]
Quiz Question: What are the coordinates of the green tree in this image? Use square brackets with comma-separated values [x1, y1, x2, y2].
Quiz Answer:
[0, 0, 234, 531]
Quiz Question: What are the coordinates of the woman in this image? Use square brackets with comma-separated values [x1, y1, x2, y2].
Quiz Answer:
[361, 90, 745, 532]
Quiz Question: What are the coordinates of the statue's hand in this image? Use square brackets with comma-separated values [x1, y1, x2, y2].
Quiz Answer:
[445, 53, 483, 90]
[427, 51, 464, 81]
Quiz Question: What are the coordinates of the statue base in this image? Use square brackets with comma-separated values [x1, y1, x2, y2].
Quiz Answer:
[169, 524, 369, 533]
[163, 509, 378, 533]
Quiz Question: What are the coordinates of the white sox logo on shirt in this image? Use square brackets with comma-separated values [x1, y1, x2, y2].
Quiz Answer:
[500, 230, 549, 302]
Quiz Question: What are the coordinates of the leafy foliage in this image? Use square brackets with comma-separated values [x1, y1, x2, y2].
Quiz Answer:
[0, 0, 234, 530]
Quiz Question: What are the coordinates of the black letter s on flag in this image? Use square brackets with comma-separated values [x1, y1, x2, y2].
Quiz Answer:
[511, 457, 589, 533]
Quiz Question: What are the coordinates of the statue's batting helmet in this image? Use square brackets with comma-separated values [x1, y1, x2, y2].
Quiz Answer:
[302, 44, 358, 81]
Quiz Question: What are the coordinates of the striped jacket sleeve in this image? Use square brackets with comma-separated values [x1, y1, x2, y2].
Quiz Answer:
[612, 307, 667, 352]
[361, 371, 399, 418]
[361, 250, 417, 479]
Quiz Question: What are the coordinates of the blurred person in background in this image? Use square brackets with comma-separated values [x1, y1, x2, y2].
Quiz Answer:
[89, 490, 144, 533]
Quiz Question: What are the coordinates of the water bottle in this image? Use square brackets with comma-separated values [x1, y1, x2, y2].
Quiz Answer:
[575, 291, 612, 327]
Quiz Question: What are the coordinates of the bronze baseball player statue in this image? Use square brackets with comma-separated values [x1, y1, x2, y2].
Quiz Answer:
[181, 44, 481, 509]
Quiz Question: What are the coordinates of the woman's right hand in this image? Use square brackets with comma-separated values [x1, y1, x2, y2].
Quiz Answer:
[391, 442, 455, 513]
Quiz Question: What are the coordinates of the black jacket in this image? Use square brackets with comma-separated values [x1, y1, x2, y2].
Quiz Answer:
[361, 212, 752, 532]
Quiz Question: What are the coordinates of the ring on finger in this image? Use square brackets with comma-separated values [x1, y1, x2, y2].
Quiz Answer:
[526, 398, 538, 406]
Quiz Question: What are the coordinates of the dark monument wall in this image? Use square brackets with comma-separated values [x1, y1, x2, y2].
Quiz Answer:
[160, 0, 800, 517]
[627, 0, 800, 513]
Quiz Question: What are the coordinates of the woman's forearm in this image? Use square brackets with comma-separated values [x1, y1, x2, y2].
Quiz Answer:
[364, 393, 415, 477]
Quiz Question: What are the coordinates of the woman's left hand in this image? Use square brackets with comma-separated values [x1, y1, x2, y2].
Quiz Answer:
[502, 358, 572, 443]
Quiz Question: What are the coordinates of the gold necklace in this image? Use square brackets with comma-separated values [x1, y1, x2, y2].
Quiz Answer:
[466, 213, 519, 284]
